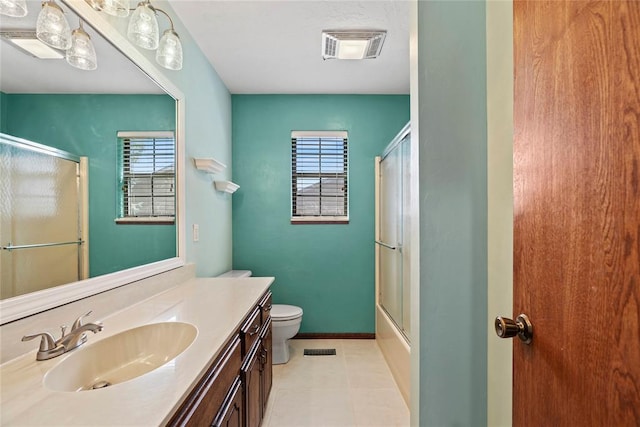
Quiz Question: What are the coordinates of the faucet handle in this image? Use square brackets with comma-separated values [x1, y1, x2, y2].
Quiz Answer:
[22, 332, 57, 352]
[21, 332, 65, 361]
[71, 310, 93, 330]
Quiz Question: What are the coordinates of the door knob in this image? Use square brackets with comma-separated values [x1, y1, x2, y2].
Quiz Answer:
[495, 314, 533, 344]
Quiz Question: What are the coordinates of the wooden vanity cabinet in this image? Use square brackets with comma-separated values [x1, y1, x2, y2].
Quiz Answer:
[168, 336, 242, 427]
[259, 318, 273, 417]
[167, 289, 272, 427]
[212, 377, 243, 427]
[240, 308, 261, 357]
[241, 344, 263, 427]
[259, 291, 272, 323]
[242, 296, 273, 427]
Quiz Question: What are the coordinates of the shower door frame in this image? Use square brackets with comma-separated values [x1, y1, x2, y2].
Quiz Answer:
[0, 133, 89, 298]
[375, 123, 411, 340]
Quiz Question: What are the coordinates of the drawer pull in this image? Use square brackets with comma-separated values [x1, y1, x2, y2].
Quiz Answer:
[249, 324, 260, 336]
[263, 304, 272, 311]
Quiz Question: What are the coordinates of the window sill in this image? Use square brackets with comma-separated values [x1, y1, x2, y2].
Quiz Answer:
[115, 217, 175, 225]
[290, 216, 349, 225]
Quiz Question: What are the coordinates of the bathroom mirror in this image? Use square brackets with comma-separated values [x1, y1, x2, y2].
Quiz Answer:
[0, 0, 185, 324]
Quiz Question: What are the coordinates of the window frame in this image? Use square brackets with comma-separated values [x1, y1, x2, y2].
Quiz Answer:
[290, 130, 349, 224]
[115, 131, 176, 225]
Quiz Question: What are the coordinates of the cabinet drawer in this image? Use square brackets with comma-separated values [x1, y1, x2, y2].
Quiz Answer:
[168, 336, 242, 427]
[240, 308, 261, 356]
[258, 291, 272, 324]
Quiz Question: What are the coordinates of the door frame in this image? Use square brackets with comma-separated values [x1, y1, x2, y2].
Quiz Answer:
[486, 1, 514, 426]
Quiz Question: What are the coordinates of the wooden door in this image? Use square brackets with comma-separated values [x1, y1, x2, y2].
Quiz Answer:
[513, 1, 640, 425]
[242, 346, 262, 427]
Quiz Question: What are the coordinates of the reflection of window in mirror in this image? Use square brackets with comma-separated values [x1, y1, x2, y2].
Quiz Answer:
[115, 131, 175, 225]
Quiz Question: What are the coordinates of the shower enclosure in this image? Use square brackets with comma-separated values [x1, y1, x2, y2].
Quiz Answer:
[375, 122, 411, 404]
[0, 133, 88, 299]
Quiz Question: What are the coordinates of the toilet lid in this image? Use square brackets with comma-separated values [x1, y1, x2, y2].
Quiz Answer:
[271, 304, 303, 321]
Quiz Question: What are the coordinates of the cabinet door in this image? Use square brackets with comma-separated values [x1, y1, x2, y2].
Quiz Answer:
[168, 337, 242, 427]
[242, 345, 262, 427]
[260, 318, 273, 414]
[213, 377, 243, 427]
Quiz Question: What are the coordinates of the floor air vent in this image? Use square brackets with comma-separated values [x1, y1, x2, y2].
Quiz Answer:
[303, 348, 337, 356]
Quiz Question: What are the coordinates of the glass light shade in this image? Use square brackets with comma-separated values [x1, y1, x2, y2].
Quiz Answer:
[156, 29, 183, 71]
[102, 0, 129, 17]
[0, 0, 27, 17]
[127, 2, 158, 50]
[84, 0, 104, 12]
[66, 26, 97, 71]
[36, 1, 72, 50]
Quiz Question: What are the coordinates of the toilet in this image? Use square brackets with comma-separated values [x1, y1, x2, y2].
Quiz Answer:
[271, 304, 303, 364]
[218, 270, 303, 364]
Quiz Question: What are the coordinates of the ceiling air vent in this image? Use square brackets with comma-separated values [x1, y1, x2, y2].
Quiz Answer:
[321, 30, 387, 60]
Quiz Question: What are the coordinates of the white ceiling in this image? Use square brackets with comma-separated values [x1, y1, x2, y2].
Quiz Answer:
[169, 0, 410, 94]
[0, 0, 409, 95]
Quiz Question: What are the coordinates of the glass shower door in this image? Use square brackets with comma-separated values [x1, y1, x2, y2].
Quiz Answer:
[377, 134, 411, 340]
[378, 136, 406, 334]
[1, 135, 83, 299]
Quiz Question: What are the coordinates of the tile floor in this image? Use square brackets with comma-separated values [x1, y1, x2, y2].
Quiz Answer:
[262, 339, 409, 427]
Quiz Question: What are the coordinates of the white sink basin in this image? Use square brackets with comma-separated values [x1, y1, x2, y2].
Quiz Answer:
[44, 322, 197, 392]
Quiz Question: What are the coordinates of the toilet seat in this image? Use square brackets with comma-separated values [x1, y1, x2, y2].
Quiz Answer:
[271, 304, 303, 321]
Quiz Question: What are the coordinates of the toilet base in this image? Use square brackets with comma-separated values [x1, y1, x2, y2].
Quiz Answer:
[272, 339, 291, 365]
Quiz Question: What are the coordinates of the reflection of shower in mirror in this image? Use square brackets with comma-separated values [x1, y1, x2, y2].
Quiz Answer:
[0, 133, 89, 299]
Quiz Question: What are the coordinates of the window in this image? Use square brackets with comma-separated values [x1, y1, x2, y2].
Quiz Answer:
[291, 131, 348, 224]
[116, 131, 175, 224]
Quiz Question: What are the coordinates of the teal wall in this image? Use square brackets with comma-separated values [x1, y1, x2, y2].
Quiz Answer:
[0, 92, 7, 133]
[415, 1, 488, 425]
[3, 94, 176, 277]
[232, 95, 409, 333]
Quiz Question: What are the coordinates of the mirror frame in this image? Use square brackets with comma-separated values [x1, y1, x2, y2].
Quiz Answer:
[0, 0, 186, 325]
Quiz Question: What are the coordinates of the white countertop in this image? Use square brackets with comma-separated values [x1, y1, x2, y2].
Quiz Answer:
[0, 277, 274, 426]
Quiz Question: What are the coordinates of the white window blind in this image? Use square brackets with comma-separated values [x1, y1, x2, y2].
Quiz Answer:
[117, 131, 175, 219]
[291, 131, 348, 222]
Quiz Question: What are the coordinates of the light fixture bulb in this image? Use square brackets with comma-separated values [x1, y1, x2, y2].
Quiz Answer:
[84, 0, 104, 12]
[0, 0, 27, 17]
[102, 0, 129, 18]
[127, 2, 159, 50]
[66, 23, 97, 71]
[156, 29, 182, 70]
[36, 1, 72, 50]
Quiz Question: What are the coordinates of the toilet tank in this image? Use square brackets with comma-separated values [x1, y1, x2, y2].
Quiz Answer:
[217, 270, 252, 278]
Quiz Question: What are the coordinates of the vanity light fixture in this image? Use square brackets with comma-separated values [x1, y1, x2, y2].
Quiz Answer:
[127, 1, 159, 50]
[156, 27, 182, 71]
[321, 30, 387, 60]
[127, 0, 183, 70]
[0, 0, 27, 17]
[66, 20, 97, 70]
[36, 0, 72, 50]
[83, 0, 183, 70]
[85, 0, 129, 17]
[101, 0, 129, 17]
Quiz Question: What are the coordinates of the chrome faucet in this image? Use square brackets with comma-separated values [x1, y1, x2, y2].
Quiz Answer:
[22, 311, 103, 361]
